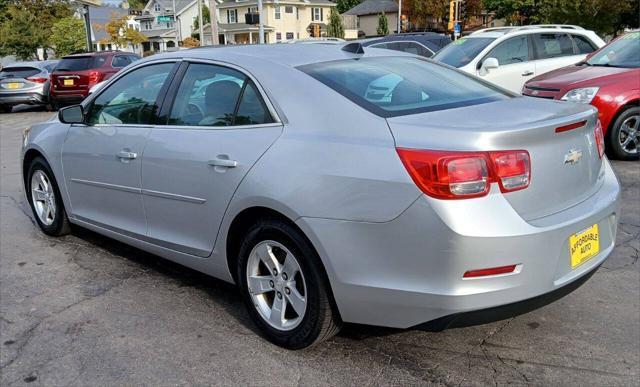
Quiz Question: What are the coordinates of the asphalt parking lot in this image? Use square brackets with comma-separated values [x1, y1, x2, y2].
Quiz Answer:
[1, 109, 638, 386]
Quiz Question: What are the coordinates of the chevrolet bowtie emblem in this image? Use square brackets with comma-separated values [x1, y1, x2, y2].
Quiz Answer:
[564, 149, 583, 165]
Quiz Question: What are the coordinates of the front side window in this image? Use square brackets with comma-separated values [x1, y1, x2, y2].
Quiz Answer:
[168, 63, 274, 127]
[532, 33, 574, 59]
[485, 36, 530, 65]
[112, 55, 132, 68]
[432, 37, 495, 68]
[87, 63, 174, 125]
[299, 57, 509, 118]
[375, 41, 433, 58]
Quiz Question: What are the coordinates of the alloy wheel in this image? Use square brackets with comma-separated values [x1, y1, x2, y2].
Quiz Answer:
[619, 114, 639, 155]
[246, 240, 307, 331]
[30, 170, 56, 226]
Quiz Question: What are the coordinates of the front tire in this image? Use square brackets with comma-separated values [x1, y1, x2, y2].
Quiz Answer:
[607, 106, 639, 160]
[26, 157, 71, 236]
[237, 218, 341, 349]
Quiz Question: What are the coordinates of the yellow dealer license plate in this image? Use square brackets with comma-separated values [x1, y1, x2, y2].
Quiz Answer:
[569, 224, 599, 268]
[63, 79, 74, 86]
[6, 82, 22, 89]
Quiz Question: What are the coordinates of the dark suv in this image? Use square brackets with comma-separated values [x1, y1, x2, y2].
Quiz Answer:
[49, 51, 140, 109]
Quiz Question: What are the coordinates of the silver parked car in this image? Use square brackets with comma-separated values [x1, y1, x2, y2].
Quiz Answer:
[0, 60, 58, 112]
[22, 44, 620, 349]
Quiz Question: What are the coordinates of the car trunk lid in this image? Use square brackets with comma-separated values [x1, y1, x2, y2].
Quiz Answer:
[387, 97, 604, 221]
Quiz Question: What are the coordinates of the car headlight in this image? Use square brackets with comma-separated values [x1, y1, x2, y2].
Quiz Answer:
[561, 87, 599, 104]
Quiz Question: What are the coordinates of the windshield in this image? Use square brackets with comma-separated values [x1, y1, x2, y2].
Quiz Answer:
[432, 37, 495, 67]
[0, 66, 40, 79]
[586, 32, 640, 68]
[299, 57, 509, 118]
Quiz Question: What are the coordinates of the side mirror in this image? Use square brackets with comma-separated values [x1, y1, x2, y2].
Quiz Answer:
[479, 57, 499, 76]
[58, 105, 84, 124]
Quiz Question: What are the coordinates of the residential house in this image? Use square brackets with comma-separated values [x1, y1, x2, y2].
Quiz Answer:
[343, 0, 398, 37]
[136, 0, 200, 53]
[88, 6, 143, 55]
[215, 0, 337, 44]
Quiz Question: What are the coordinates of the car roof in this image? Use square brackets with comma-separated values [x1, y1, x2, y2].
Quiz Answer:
[150, 43, 412, 68]
[62, 51, 135, 58]
[1, 60, 58, 69]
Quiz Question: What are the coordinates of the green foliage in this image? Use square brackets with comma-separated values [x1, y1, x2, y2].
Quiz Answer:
[126, 0, 147, 9]
[192, 3, 211, 31]
[50, 16, 87, 57]
[326, 8, 345, 39]
[0, 0, 72, 59]
[100, 13, 148, 47]
[336, 0, 361, 14]
[482, 0, 639, 35]
[377, 12, 389, 35]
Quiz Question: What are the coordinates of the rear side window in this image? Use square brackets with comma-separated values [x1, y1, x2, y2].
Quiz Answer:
[432, 37, 496, 68]
[532, 33, 575, 59]
[87, 63, 174, 125]
[168, 63, 273, 127]
[485, 36, 530, 65]
[112, 55, 132, 68]
[373, 41, 433, 57]
[572, 35, 597, 54]
[299, 57, 509, 118]
[56, 56, 107, 71]
[0, 67, 40, 79]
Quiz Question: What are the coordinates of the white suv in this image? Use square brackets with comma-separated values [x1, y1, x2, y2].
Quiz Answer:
[432, 25, 605, 93]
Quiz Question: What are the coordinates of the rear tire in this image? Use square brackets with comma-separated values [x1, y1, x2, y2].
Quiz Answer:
[0, 105, 12, 113]
[26, 157, 71, 236]
[237, 218, 341, 349]
[607, 106, 640, 161]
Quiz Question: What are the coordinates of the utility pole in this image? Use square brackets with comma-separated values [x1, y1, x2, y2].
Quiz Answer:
[453, 0, 459, 41]
[258, 0, 264, 44]
[197, 0, 204, 45]
[209, 0, 219, 45]
[83, 5, 93, 52]
[172, 0, 180, 43]
[397, 0, 401, 34]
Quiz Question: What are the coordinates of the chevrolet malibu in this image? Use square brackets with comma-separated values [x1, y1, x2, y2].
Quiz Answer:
[22, 44, 620, 349]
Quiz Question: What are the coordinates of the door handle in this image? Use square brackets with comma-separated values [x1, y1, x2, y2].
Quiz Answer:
[208, 157, 238, 168]
[521, 70, 534, 76]
[116, 150, 137, 160]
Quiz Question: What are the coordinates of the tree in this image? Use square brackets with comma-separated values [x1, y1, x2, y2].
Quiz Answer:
[126, 0, 147, 9]
[482, 0, 542, 25]
[182, 36, 200, 48]
[50, 16, 87, 57]
[537, 0, 635, 36]
[336, 0, 361, 14]
[192, 3, 211, 31]
[0, 0, 72, 59]
[377, 12, 389, 35]
[99, 13, 148, 48]
[405, 0, 449, 31]
[326, 9, 345, 38]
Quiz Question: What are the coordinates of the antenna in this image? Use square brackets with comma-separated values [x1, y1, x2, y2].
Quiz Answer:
[342, 42, 364, 54]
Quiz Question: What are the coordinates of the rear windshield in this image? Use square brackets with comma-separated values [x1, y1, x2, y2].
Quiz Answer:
[432, 37, 495, 67]
[0, 66, 40, 79]
[55, 56, 105, 72]
[299, 57, 509, 117]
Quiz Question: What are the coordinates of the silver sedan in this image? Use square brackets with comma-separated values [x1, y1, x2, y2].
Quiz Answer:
[21, 44, 620, 349]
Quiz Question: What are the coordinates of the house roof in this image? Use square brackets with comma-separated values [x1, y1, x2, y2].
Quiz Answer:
[204, 23, 275, 33]
[217, 0, 336, 9]
[141, 28, 176, 38]
[343, 0, 397, 16]
[144, 0, 194, 14]
[89, 6, 130, 41]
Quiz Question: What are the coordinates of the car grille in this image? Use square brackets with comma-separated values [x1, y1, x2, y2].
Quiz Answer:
[524, 85, 561, 92]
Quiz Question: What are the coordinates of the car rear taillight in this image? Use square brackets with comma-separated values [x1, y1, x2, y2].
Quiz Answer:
[594, 120, 605, 159]
[26, 76, 47, 83]
[88, 70, 102, 85]
[397, 149, 531, 200]
[463, 264, 517, 278]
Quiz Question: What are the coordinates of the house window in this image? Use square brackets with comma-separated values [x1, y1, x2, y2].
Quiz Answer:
[276, 32, 282, 41]
[227, 9, 238, 23]
[143, 20, 152, 30]
[286, 32, 294, 40]
[285, 6, 293, 13]
[154, 2, 161, 12]
[166, 21, 173, 28]
[296, 7, 299, 20]
[248, 6, 258, 13]
[275, 5, 281, 20]
[312, 7, 323, 22]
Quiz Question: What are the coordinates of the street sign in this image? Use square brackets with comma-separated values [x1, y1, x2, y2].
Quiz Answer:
[454, 22, 461, 36]
[157, 16, 173, 23]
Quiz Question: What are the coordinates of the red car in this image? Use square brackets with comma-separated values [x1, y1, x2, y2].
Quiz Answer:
[49, 51, 140, 109]
[523, 32, 639, 160]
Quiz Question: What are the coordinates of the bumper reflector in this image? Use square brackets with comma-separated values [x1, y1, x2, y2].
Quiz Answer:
[463, 264, 517, 278]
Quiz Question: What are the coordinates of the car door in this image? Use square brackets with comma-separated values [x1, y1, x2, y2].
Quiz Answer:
[531, 33, 582, 77]
[61, 61, 177, 236]
[141, 62, 283, 257]
[477, 35, 534, 93]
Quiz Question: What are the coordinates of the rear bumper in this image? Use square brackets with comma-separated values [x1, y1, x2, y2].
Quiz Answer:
[50, 90, 88, 106]
[297, 158, 621, 328]
[0, 91, 47, 106]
